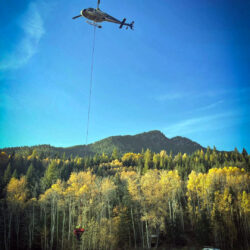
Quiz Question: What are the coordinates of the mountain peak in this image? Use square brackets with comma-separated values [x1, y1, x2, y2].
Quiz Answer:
[83, 130, 203, 155]
[140, 130, 167, 137]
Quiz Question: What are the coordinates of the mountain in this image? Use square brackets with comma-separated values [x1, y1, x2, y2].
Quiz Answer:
[1, 130, 204, 157]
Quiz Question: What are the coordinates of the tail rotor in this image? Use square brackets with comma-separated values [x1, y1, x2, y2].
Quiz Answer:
[130, 21, 134, 30]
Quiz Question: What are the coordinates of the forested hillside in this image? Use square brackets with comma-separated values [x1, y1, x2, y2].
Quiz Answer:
[0, 146, 249, 250]
[1, 130, 204, 157]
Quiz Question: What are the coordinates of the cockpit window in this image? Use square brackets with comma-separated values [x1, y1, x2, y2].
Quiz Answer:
[88, 8, 95, 11]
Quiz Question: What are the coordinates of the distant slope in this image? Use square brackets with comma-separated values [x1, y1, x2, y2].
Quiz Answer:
[1, 130, 204, 157]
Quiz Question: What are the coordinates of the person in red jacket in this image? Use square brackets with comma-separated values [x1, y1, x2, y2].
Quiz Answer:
[74, 225, 85, 241]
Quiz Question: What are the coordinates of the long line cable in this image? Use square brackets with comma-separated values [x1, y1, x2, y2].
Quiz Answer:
[86, 25, 96, 144]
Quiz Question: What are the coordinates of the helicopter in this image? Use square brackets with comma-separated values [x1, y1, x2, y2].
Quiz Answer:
[72, 0, 134, 30]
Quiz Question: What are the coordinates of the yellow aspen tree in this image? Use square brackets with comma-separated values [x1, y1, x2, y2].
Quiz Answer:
[187, 167, 249, 249]
[7, 177, 28, 203]
[6, 177, 28, 249]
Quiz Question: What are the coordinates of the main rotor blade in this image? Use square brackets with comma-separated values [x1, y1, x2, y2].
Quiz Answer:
[97, 0, 100, 9]
[72, 15, 81, 19]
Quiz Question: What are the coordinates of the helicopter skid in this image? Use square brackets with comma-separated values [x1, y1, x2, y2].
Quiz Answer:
[86, 21, 102, 28]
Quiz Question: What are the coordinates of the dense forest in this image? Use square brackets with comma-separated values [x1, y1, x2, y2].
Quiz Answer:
[0, 146, 249, 250]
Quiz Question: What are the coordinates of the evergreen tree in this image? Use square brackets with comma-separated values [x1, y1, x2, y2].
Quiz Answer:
[62, 152, 66, 160]
[242, 148, 248, 158]
[26, 163, 35, 187]
[137, 156, 144, 175]
[42, 160, 59, 189]
[60, 162, 72, 181]
[3, 163, 12, 186]
[93, 153, 100, 165]
[12, 169, 18, 179]
[26, 163, 41, 198]
[112, 147, 119, 160]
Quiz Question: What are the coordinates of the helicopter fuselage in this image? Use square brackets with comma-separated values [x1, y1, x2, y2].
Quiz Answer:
[81, 8, 121, 24]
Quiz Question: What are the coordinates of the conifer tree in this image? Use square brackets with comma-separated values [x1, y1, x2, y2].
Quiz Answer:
[3, 163, 12, 186]
[26, 164, 35, 185]
[12, 169, 18, 179]
[42, 160, 59, 189]
[112, 147, 119, 160]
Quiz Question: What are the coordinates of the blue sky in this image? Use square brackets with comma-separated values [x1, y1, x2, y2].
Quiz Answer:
[0, 0, 249, 152]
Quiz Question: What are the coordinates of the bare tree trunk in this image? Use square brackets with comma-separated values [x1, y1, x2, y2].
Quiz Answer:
[56, 207, 59, 248]
[44, 207, 47, 250]
[108, 199, 111, 235]
[180, 207, 184, 231]
[28, 222, 31, 249]
[28, 211, 34, 250]
[3, 211, 8, 250]
[128, 229, 131, 249]
[40, 206, 43, 250]
[141, 220, 144, 249]
[169, 201, 172, 223]
[8, 212, 13, 250]
[50, 196, 56, 250]
[145, 220, 150, 248]
[68, 198, 71, 241]
[15, 212, 20, 250]
[130, 207, 137, 248]
[62, 209, 65, 250]
[156, 226, 160, 249]
[27, 204, 35, 249]
[32, 202, 35, 247]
